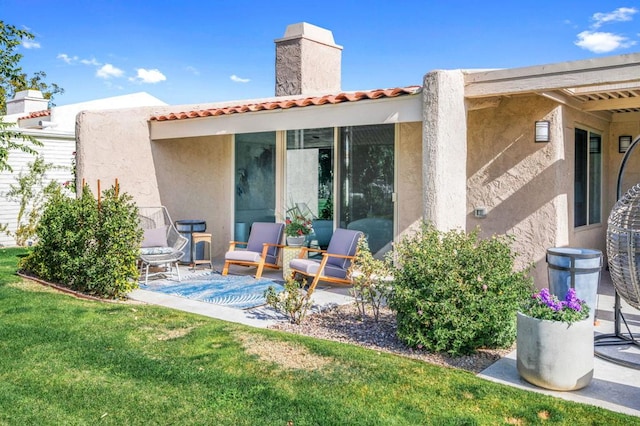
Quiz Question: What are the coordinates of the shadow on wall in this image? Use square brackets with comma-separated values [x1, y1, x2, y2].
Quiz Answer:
[467, 157, 571, 288]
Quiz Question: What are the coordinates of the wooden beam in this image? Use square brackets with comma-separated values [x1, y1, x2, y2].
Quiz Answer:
[581, 96, 640, 112]
[464, 53, 640, 98]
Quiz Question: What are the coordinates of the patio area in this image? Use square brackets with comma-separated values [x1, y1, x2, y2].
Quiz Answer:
[128, 259, 640, 418]
[480, 270, 640, 417]
[128, 257, 354, 328]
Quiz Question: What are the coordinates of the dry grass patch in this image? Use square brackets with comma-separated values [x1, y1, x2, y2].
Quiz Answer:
[155, 326, 196, 341]
[235, 331, 333, 371]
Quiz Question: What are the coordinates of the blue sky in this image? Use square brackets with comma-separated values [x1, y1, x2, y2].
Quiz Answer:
[3, 1, 639, 107]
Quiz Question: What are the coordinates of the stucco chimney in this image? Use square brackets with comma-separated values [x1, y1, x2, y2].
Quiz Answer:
[275, 22, 343, 96]
[6, 90, 49, 115]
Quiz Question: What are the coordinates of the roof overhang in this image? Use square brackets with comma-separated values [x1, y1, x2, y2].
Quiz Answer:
[150, 93, 422, 140]
[464, 52, 640, 115]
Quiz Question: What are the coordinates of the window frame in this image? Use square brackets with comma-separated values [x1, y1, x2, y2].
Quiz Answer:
[574, 127, 602, 228]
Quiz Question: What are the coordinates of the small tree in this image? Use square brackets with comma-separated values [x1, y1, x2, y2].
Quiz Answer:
[0, 21, 64, 114]
[350, 238, 394, 322]
[0, 20, 63, 172]
[0, 156, 65, 245]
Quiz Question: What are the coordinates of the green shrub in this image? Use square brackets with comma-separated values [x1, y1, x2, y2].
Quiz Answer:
[20, 185, 142, 298]
[264, 278, 311, 324]
[388, 222, 533, 356]
[350, 237, 394, 322]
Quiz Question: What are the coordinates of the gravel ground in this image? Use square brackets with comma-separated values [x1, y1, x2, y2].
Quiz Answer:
[269, 303, 514, 374]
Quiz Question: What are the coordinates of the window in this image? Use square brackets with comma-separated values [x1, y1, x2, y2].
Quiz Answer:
[574, 128, 601, 227]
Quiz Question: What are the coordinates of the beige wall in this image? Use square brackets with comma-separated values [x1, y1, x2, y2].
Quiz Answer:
[397, 122, 423, 238]
[466, 94, 623, 287]
[151, 135, 233, 257]
[76, 107, 164, 205]
[76, 107, 234, 257]
[608, 113, 640, 207]
[466, 96, 577, 286]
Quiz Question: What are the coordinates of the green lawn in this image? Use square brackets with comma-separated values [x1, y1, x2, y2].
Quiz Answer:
[0, 247, 634, 425]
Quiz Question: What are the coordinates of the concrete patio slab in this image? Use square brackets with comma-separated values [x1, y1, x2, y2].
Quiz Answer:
[479, 271, 640, 417]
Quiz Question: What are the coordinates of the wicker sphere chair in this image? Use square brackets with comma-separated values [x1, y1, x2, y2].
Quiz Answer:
[607, 183, 640, 311]
[597, 135, 640, 369]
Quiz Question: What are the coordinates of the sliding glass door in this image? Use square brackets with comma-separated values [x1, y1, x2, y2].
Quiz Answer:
[285, 124, 395, 256]
[286, 128, 334, 248]
[234, 132, 276, 243]
[339, 124, 395, 256]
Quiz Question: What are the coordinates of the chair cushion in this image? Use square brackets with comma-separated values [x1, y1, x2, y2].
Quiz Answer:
[325, 228, 362, 270]
[142, 226, 168, 248]
[140, 246, 175, 255]
[246, 222, 284, 264]
[290, 259, 320, 275]
[225, 250, 262, 263]
[289, 258, 349, 280]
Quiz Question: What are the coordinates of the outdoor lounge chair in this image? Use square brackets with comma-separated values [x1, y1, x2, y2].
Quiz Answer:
[289, 228, 363, 296]
[138, 206, 188, 285]
[222, 222, 285, 278]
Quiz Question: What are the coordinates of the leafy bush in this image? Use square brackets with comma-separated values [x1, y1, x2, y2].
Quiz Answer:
[20, 185, 142, 298]
[350, 237, 394, 322]
[264, 278, 311, 324]
[389, 222, 533, 356]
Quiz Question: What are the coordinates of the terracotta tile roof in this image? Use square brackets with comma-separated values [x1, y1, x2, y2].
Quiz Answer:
[18, 110, 51, 120]
[150, 86, 421, 122]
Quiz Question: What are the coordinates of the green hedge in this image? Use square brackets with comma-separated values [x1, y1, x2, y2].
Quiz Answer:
[389, 222, 533, 356]
[20, 185, 142, 298]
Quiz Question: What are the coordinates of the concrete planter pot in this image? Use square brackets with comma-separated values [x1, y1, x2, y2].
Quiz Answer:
[286, 235, 306, 247]
[516, 312, 594, 391]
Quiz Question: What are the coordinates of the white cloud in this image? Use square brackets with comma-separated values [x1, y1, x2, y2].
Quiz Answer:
[575, 31, 637, 53]
[21, 38, 40, 49]
[230, 74, 250, 83]
[130, 68, 166, 84]
[57, 53, 78, 64]
[80, 58, 101, 66]
[96, 64, 124, 79]
[185, 66, 200, 76]
[592, 7, 638, 28]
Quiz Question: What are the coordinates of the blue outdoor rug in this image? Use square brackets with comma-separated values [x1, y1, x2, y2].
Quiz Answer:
[139, 272, 284, 310]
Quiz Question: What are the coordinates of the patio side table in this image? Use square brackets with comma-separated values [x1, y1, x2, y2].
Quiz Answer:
[282, 246, 307, 279]
[191, 232, 213, 270]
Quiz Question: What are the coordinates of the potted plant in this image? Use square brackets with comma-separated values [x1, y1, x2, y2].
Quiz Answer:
[284, 214, 313, 246]
[517, 288, 593, 391]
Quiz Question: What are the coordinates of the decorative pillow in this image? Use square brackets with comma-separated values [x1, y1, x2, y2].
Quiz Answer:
[141, 226, 168, 248]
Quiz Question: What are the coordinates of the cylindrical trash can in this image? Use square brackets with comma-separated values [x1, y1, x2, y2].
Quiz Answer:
[175, 220, 207, 264]
[546, 247, 602, 321]
[234, 222, 247, 248]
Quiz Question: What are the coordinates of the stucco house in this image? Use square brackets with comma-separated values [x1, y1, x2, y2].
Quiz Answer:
[75, 22, 640, 286]
[0, 90, 166, 246]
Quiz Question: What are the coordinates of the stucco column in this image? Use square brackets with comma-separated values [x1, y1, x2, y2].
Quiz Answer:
[422, 70, 467, 231]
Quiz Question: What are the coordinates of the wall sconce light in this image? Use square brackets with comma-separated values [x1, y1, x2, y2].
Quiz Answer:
[535, 120, 550, 143]
[619, 135, 632, 153]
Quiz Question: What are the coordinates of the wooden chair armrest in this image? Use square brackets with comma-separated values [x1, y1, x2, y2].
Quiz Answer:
[262, 242, 285, 249]
[321, 252, 356, 260]
[227, 240, 248, 251]
[260, 242, 285, 258]
[298, 247, 325, 258]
